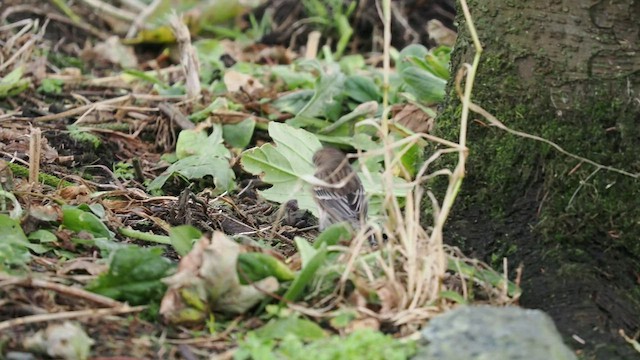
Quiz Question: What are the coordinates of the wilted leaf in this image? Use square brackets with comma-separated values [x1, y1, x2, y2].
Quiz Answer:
[160, 233, 279, 324]
[224, 69, 263, 93]
[23, 322, 94, 360]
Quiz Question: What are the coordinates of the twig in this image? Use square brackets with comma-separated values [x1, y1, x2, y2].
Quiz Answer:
[466, 102, 639, 179]
[76, 0, 137, 21]
[126, 0, 161, 38]
[158, 102, 195, 130]
[0, 275, 123, 308]
[0, 305, 147, 332]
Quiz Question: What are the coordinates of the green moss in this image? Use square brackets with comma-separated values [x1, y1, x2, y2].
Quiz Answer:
[437, 6, 640, 259]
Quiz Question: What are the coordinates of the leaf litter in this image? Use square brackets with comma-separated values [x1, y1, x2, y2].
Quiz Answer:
[0, 0, 517, 358]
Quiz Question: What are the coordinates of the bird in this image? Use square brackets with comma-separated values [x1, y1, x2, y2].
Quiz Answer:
[311, 147, 368, 233]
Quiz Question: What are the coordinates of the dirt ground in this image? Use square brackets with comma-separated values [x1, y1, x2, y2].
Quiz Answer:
[447, 182, 640, 360]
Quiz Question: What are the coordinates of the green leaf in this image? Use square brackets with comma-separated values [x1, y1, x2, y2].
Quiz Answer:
[222, 118, 256, 149]
[397, 44, 429, 73]
[176, 126, 230, 159]
[400, 66, 446, 105]
[439, 290, 468, 304]
[254, 316, 326, 341]
[28, 229, 58, 244]
[313, 222, 352, 249]
[296, 66, 346, 119]
[295, 237, 317, 268]
[0, 67, 30, 98]
[62, 205, 114, 240]
[338, 54, 366, 75]
[344, 75, 381, 103]
[241, 122, 409, 216]
[169, 225, 202, 256]
[148, 126, 235, 192]
[282, 244, 328, 302]
[271, 65, 316, 89]
[37, 78, 64, 94]
[241, 122, 322, 215]
[447, 258, 522, 298]
[86, 246, 175, 305]
[123, 69, 167, 87]
[0, 214, 32, 267]
[237, 252, 296, 284]
[272, 90, 314, 114]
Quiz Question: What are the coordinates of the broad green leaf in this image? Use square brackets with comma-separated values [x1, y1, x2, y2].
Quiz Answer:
[270, 65, 316, 89]
[241, 122, 408, 216]
[272, 90, 314, 114]
[28, 229, 57, 243]
[62, 205, 114, 240]
[241, 122, 322, 215]
[176, 126, 229, 159]
[86, 246, 175, 305]
[296, 66, 346, 119]
[223, 118, 256, 149]
[344, 75, 381, 103]
[254, 316, 326, 341]
[148, 156, 236, 192]
[169, 225, 202, 256]
[400, 66, 446, 105]
[0, 214, 32, 267]
[149, 126, 235, 192]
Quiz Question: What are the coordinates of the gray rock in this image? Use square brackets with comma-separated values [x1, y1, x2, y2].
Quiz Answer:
[415, 306, 576, 360]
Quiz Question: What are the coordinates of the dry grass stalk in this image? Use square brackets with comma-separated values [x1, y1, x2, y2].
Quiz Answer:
[28, 127, 41, 184]
[169, 12, 201, 100]
[324, 0, 520, 329]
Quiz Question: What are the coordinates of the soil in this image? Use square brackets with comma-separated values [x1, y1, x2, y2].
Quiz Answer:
[446, 181, 640, 360]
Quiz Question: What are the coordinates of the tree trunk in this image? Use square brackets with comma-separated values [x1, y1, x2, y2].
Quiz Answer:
[440, 0, 640, 358]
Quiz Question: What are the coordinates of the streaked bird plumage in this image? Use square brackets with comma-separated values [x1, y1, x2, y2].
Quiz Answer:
[311, 147, 368, 232]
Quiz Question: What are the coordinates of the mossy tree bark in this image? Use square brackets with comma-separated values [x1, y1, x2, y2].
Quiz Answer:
[439, 0, 640, 358]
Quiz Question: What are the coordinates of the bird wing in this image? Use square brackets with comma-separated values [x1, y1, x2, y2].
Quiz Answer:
[313, 186, 367, 226]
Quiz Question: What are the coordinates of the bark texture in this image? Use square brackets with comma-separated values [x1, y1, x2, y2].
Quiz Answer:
[439, 0, 640, 358]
